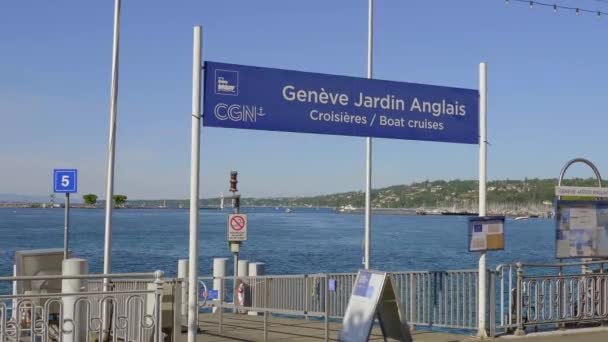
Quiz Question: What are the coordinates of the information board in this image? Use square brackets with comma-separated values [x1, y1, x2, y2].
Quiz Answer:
[203, 62, 479, 144]
[339, 270, 411, 342]
[556, 200, 608, 258]
[468, 216, 505, 252]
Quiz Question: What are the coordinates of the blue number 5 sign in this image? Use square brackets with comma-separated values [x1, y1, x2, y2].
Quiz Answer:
[53, 169, 78, 193]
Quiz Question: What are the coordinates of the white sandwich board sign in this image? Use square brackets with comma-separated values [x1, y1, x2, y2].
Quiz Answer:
[339, 270, 412, 342]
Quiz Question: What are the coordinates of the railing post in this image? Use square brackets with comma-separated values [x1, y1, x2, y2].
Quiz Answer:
[219, 277, 223, 335]
[304, 275, 309, 320]
[154, 270, 165, 342]
[324, 275, 329, 342]
[489, 270, 496, 337]
[61, 258, 89, 342]
[515, 263, 525, 336]
[264, 279, 270, 341]
[263, 309, 269, 341]
[410, 274, 416, 331]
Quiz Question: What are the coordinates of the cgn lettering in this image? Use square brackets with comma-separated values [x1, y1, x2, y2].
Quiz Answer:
[214, 103, 266, 122]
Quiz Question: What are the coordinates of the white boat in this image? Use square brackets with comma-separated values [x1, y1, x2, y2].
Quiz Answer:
[339, 204, 357, 212]
[514, 216, 529, 221]
[285, 208, 292, 213]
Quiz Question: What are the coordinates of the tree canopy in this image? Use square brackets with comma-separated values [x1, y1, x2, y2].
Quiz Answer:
[83, 194, 98, 206]
[113, 195, 127, 208]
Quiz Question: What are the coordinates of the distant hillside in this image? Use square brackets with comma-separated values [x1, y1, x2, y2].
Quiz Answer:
[0, 193, 52, 203]
[125, 177, 603, 209]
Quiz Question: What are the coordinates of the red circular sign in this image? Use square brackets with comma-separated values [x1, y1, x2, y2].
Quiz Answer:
[230, 215, 246, 231]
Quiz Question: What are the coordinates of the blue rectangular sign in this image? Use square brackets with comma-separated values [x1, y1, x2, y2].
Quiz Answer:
[207, 289, 218, 300]
[53, 169, 78, 193]
[203, 62, 479, 144]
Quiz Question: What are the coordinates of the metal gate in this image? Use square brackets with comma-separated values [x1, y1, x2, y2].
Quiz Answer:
[0, 272, 164, 342]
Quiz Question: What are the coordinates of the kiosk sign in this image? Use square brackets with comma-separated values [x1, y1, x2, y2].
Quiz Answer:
[556, 200, 608, 258]
[203, 62, 479, 144]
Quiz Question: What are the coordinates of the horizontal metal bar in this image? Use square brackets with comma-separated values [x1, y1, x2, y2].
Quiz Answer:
[497, 260, 608, 271]
[0, 272, 160, 282]
[198, 274, 326, 281]
[0, 289, 156, 300]
[523, 274, 608, 280]
[205, 304, 325, 317]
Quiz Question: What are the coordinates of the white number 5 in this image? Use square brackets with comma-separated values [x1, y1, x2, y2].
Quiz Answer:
[61, 175, 70, 187]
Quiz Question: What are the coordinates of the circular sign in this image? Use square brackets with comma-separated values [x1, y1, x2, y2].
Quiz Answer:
[230, 215, 246, 231]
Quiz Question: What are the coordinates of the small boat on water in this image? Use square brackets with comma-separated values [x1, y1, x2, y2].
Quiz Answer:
[514, 216, 529, 221]
[339, 204, 357, 213]
[285, 208, 292, 213]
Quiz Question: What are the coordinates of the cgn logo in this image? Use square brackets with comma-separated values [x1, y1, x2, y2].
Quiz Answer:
[215, 69, 238, 96]
[214, 103, 266, 122]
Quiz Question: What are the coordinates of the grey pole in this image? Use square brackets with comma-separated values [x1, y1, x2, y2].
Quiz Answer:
[364, 0, 374, 271]
[477, 62, 488, 338]
[103, 0, 121, 277]
[187, 25, 202, 342]
[102, 0, 121, 339]
[64, 193, 70, 259]
[232, 195, 239, 313]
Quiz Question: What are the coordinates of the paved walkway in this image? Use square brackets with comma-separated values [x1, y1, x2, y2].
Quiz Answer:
[195, 313, 608, 342]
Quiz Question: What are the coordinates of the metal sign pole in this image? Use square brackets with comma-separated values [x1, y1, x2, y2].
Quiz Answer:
[64, 193, 70, 259]
[187, 25, 202, 342]
[364, 0, 374, 271]
[232, 196, 239, 313]
[477, 62, 488, 338]
[229, 172, 240, 313]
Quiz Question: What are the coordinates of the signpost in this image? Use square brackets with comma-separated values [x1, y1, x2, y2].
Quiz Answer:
[53, 169, 78, 259]
[190, 27, 484, 341]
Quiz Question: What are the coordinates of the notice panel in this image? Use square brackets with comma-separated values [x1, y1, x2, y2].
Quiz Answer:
[468, 216, 505, 252]
[556, 200, 608, 258]
[203, 62, 479, 144]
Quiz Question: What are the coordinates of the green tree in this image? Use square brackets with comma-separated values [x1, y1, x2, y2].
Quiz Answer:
[83, 194, 98, 207]
[113, 195, 127, 208]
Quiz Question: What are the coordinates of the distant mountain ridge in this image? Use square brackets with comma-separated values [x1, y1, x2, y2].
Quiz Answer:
[6, 178, 601, 208]
[124, 177, 603, 209]
[0, 194, 50, 203]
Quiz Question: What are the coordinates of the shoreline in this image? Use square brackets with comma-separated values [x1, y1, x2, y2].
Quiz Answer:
[0, 204, 549, 218]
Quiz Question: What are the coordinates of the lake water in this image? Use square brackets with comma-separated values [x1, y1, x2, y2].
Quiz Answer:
[0, 208, 555, 282]
[0, 207, 556, 282]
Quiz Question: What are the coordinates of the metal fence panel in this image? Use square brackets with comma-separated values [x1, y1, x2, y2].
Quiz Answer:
[0, 273, 164, 342]
[198, 270, 480, 331]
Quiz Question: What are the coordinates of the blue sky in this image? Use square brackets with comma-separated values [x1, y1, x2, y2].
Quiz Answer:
[1, 0, 608, 199]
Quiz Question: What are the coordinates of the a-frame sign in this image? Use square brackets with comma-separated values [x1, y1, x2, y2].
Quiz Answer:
[339, 270, 412, 342]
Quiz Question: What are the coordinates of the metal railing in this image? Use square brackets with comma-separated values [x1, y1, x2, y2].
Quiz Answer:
[0, 271, 164, 342]
[496, 260, 608, 335]
[324, 271, 480, 329]
[197, 269, 481, 339]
